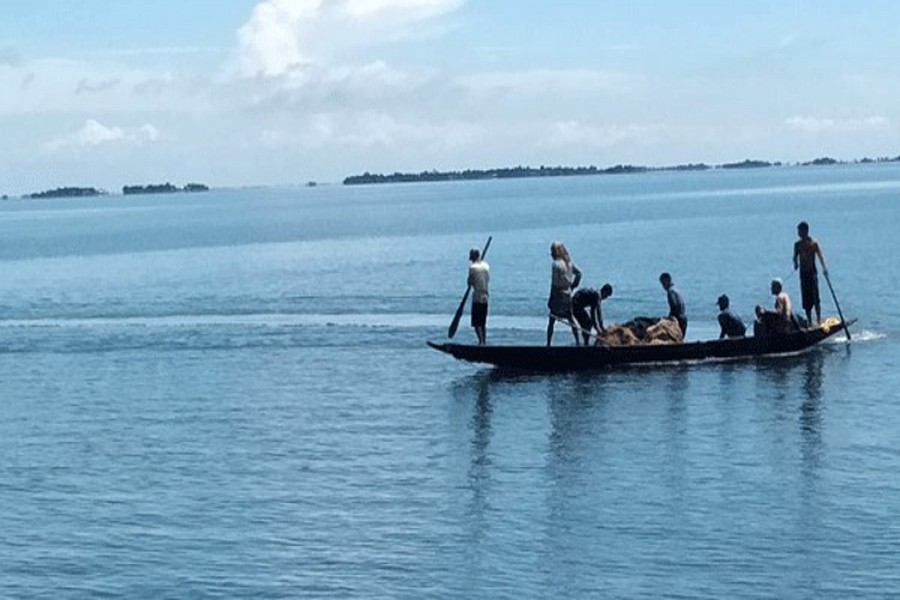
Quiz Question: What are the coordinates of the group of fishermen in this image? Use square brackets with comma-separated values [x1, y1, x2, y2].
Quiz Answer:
[464, 221, 828, 346]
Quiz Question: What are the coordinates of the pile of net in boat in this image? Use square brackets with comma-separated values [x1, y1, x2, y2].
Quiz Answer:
[597, 316, 683, 346]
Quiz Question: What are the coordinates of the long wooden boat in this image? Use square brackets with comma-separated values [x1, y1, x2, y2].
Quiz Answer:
[428, 319, 854, 371]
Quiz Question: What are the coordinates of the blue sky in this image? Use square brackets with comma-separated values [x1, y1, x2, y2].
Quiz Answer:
[2, 0, 899, 194]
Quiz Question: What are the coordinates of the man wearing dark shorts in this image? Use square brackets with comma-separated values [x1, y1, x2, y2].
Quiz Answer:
[793, 221, 827, 325]
[572, 283, 613, 345]
[467, 248, 490, 345]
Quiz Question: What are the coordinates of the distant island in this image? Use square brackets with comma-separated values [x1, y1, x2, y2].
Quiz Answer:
[123, 182, 209, 195]
[13, 182, 210, 200]
[343, 163, 709, 185]
[343, 154, 900, 185]
[26, 187, 107, 199]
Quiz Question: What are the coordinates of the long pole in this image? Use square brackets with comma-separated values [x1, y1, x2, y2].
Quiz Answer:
[448, 236, 492, 339]
[549, 312, 604, 343]
[823, 270, 851, 342]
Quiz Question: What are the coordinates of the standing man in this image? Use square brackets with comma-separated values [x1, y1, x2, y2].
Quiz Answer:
[793, 221, 827, 325]
[716, 294, 747, 339]
[659, 272, 688, 337]
[467, 248, 490, 345]
[572, 283, 613, 345]
[546, 241, 581, 346]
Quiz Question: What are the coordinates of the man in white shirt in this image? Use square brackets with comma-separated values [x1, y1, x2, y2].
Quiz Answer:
[467, 248, 490, 345]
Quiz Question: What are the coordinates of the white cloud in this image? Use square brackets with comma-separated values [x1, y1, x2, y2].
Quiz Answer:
[785, 115, 892, 134]
[340, 0, 463, 20]
[463, 68, 636, 97]
[548, 120, 669, 149]
[75, 78, 121, 94]
[234, 0, 465, 78]
[236, 0, 322, 78]
[245, 60, 443, 115]
[261, 111, 481, 149]
[45, 119, 160, 151]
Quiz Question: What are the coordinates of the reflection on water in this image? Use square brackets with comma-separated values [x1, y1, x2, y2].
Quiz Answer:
[469, 372, 494, 499]
[546, 372, 606, 464]
[800, 350, 826, 436]
[755, 349, 827, 439]
[448, 347, 855, 596]
[450, 372, 499, 518]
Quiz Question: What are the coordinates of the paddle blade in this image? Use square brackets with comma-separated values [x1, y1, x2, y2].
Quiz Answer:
[448, 288, 470, 338]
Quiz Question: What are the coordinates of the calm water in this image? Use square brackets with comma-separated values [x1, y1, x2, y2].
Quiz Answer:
[1, 165, 898, 598]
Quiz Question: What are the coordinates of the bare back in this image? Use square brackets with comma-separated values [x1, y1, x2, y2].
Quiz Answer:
[794, 237, 821, 272]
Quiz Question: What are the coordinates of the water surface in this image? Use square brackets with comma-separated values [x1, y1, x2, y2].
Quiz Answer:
[1, 165, 898, 598]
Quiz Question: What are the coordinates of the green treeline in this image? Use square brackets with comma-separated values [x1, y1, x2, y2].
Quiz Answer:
[27, 187, 105, 199]
[344, 163, 710, 185]
[343, 155, 900, 185]
[123, 182, 209, 195]
[9, 182, 210, 200]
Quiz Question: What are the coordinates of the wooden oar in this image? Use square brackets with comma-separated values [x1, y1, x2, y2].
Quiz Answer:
[823, 270, 851, 342]
[549, 312, 604, 343]
[448, 236, 492, 339]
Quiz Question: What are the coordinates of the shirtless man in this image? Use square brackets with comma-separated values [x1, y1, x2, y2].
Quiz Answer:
[772, 278, 792, 320]
[754, 278, 794, 336]
[793, 221, 827, 325]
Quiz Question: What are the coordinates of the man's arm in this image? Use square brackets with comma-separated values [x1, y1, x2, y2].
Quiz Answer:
[815, 240, 828, 273]
[591, 304, 602, 333]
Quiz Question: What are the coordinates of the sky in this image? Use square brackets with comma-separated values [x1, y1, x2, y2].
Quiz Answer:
[1, 0, 899, 194]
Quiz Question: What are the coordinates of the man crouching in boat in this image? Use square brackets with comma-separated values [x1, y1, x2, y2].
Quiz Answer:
[716, 294, 747, 339]
[573, 283, 613, 345]
[754, 278, 796, 337]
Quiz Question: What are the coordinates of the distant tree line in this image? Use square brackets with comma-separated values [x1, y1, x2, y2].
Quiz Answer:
[8, 182, 211, 200]
[26, 187, 106, 199]
[344, 155, 900, 185]
[123, 182, 209, 195]
[343, 163, 712, 185]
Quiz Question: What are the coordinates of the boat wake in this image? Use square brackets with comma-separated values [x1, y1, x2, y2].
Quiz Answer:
[0, 312, 548, 332]
[825, 328, 885, 344]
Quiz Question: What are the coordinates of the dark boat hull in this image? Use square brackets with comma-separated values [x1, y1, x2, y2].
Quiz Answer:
[428, 320, 853, 371]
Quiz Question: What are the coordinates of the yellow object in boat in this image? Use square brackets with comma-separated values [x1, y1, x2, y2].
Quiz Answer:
[820, 316, 840, 333]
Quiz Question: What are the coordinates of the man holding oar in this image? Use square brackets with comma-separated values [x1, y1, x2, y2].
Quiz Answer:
[793, 221, 827, 326]
[448, 236, 491, 341]
[467, 247, 490, 345]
